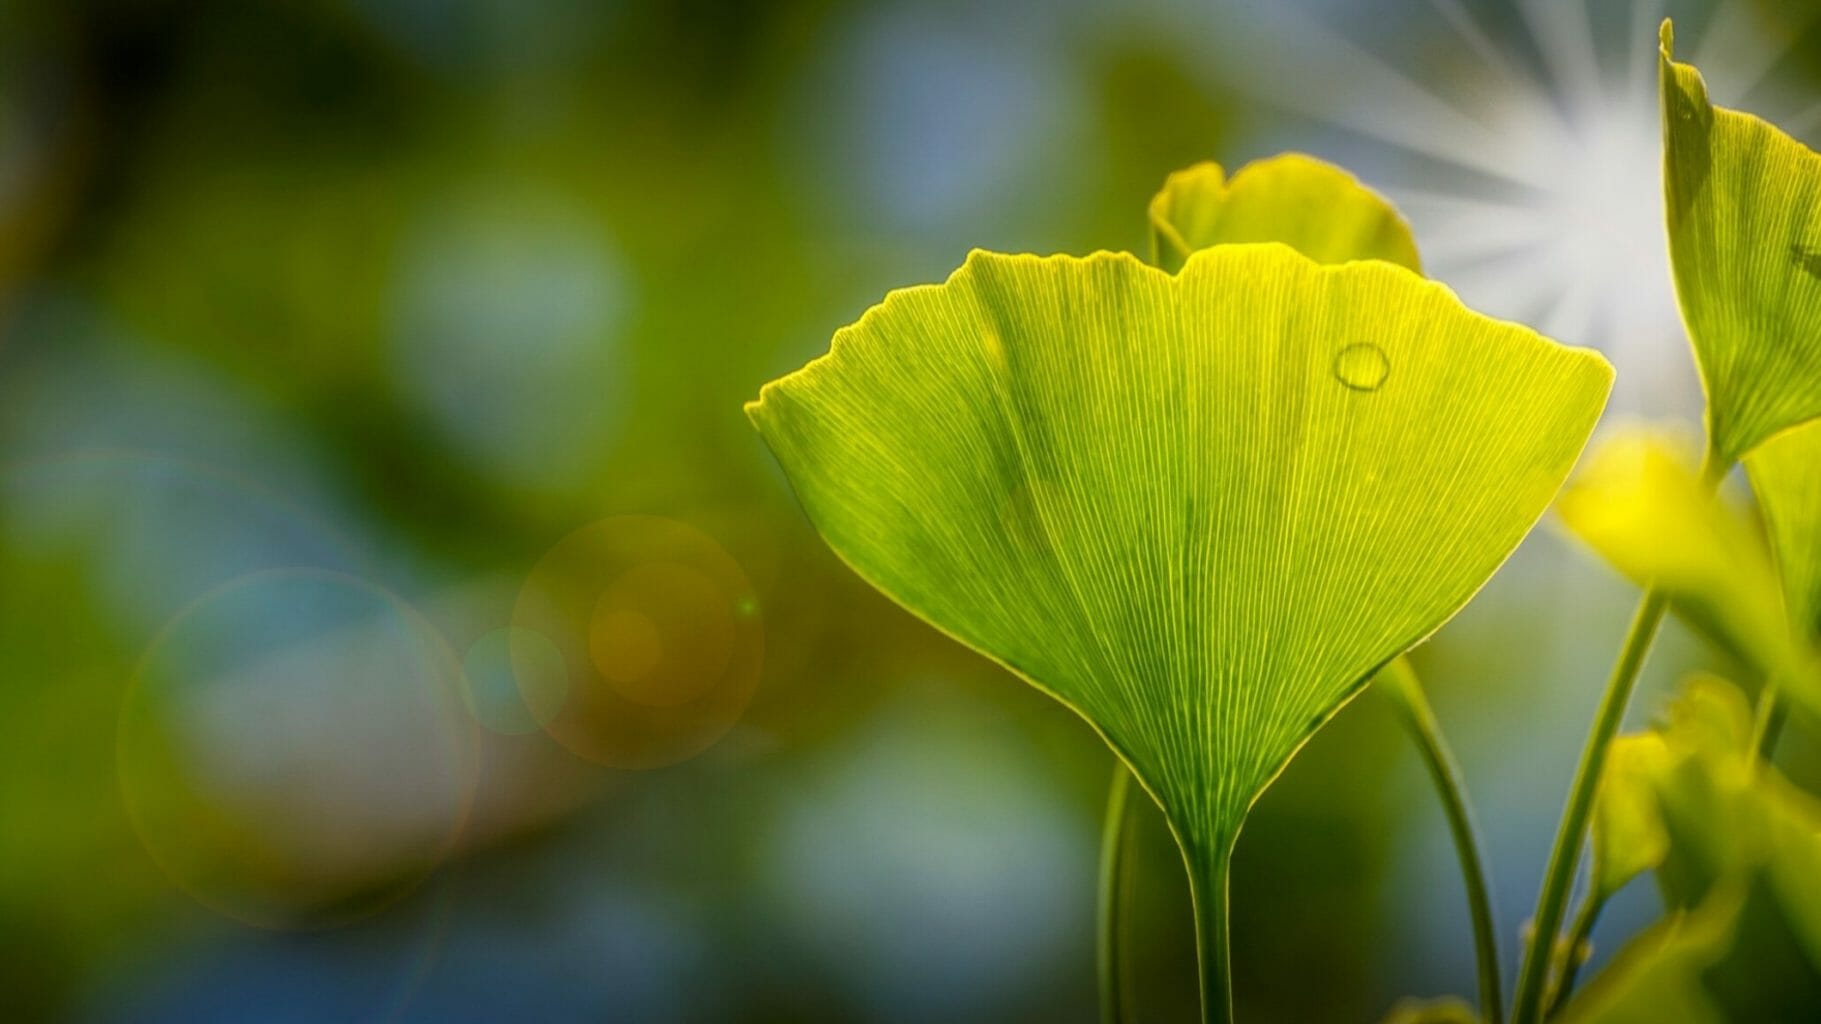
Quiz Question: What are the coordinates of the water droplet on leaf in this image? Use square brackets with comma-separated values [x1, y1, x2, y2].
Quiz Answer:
[1333, 342, 1389, 392]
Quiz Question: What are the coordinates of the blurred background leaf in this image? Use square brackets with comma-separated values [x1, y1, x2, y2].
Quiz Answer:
[1562, 675, 1821, 1022]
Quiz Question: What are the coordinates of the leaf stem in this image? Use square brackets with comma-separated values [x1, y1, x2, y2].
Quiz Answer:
[1185, 839, 1236, 1024]
[1510, 454, 1728, 1024]
[1543, 891, 1605, 1016]
[1098, 764, 1137, 1024]
[1381, 659, 1504, 1023]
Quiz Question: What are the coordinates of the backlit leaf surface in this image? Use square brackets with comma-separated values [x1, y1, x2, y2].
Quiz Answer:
[1660, 21, 1821, 462]
[749, 244, 1611, 888]
[1148, 155, 1421, 275]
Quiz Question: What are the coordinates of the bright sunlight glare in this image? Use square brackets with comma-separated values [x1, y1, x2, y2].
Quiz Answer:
[1200, 0, 1821, 418]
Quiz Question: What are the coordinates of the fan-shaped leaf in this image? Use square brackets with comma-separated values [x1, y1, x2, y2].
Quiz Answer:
[1660, 21, 1821, 463]
[748, 244, 1611, 913]
[1148, 155, 1421, 274]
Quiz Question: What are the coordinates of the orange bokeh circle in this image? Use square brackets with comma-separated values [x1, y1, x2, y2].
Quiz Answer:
[514, 516, 762, 768]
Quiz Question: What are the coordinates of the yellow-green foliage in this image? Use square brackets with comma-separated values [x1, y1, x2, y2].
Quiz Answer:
[1562, 677, 1821, 1023]
[749, 242, 1610, 897]
[1147, 155, 1422, 274]
[1660, 22, 1821, 463]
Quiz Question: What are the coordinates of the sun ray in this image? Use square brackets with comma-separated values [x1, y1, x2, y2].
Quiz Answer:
[1423, 0, 1553, 103]
[1537, 270, 1601, 351]
[1516, 0, 1604, 109]
[1623, 0, 1668, 107]
[1440, 256, 1571, 332]
[1705, 1, 1821, 105]
[1207, 0, 1715, 401]
[1423, 231, 1556, 270]
[1384, 190, 1560, 264]
[1686, 0, 1743, 73]
[1383, 187, 1544, 218]
[1781, 97, 1821, 144]
[1683, 0, 1811, 103]
[1199, 2, 1561, 189]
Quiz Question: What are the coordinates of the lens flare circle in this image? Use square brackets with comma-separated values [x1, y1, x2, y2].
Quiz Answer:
[459, 625, 568, 736]
[514, 516, 762, 768]
[117, 569, 477, 929]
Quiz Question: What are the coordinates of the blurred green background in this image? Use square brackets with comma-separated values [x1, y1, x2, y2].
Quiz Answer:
[2, 0, 1819, 1020]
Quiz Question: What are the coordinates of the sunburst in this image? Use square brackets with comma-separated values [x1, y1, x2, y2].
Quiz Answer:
[1182, 0, 1821, 418]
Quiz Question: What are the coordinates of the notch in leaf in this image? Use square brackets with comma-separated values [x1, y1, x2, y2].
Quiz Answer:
[1660, 20, 1821, 464]
[748, 243, 1611, 1019]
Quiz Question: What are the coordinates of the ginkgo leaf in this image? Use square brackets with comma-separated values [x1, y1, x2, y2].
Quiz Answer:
[1591, 732, 1672, 902]
[1555, 427, 1803, 688]
[1746, 418, 1821, 643]
[747, 244, 1611, 987]
[1660, 21, 1821, 464]
[1562, 675, 1821, 1021]
[1148, 155, 1422, 274]
[1144, 162, 1502, 1019]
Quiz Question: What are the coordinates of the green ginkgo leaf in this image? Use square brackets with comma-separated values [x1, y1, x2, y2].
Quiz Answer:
[1148, 155, 1422, 274]
[1746, 418, 1821, 642]
[1660, 20, 1821, 464]
[1556, 428, 1801, 687]
[1591, 732, 1672, 903]
[1563, 675, 1821, 1022]
[748, 243, 1611, 1006]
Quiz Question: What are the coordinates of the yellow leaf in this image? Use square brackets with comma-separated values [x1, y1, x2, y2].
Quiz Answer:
[1591, 732, 1672, 901]
[1147, 154, 1421, 274]
[1555, 427, 1799, 687]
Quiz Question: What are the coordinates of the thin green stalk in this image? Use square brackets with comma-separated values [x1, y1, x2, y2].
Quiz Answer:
[1184, 840, 1236, 1024]
[1381, 659, 1504, 1024]
[1510, 456, 1727, 1024]
[1511, 586, 1670, 1024]
[1750, 679, 1787, 765]
[1103, 766, 1235, 1024]
[1544, 892, 1605, 1016]
[1098, 764, 1137, 1024]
